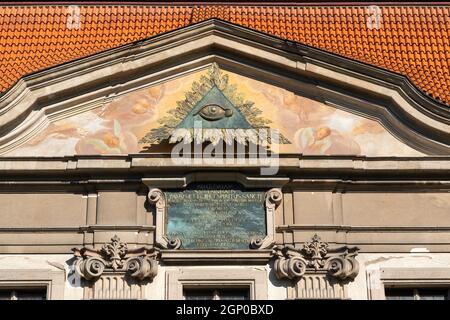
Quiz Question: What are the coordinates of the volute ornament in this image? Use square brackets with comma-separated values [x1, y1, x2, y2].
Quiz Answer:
[126, 256, 158, 281]
[249, 238, 265, 249]
[148, 188, 165, 209]
[76, 257, 105, 281]
[72, 235, 159, 282]
[265, 188, 283, 208]
[166, 237, 182, 250]
[272, 234, 359, 282]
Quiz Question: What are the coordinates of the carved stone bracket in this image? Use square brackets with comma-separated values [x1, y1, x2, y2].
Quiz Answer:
[250, 188, 282, 250]
[72, 235, 159, 281]
[147, 188, 182, 250]
[272, 234, 359, 282]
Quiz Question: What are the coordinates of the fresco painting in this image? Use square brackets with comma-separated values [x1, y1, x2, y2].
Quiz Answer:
[5, 66, 424, 157]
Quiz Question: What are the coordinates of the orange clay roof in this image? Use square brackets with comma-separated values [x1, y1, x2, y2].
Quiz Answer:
[0, 5, 449, 105]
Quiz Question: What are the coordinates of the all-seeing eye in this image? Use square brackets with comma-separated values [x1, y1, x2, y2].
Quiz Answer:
[197, 104, 233, 121]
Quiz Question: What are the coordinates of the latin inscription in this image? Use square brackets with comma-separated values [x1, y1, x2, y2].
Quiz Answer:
[166, 183, 266, 249]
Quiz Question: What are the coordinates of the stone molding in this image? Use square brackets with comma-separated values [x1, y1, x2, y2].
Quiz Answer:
[0, 269, 65, 300]
[367, 267, 450, 300]
[250, 188, 282, 249]
[159, 249, 272, 265]
[72, 235, 159, 281]
[273, 234, 359, 282]
[165, 267, 268, 300]
[142, 173, 289, 189]
[1, 156, 450, 175]
[147, 188, 182, 250]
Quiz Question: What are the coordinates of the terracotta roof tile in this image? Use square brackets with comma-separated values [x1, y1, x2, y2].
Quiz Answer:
[0, 5, 449, 105]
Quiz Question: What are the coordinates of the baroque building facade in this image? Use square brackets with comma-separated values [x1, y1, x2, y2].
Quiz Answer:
[0, 4, 449, 300]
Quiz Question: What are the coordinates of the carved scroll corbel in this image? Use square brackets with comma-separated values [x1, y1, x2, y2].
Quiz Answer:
[148, 188, 165, 208]
[272, 234, 359, 283]
[147, 188, 181, 250]
[75, 256, 106, 281]
[272, 245, 307, 280]
[126, 256, 158, 281]
[250, 188, 282, 250]
[165, 237, 182, 249]
[72, 235, 159, 282]
[324, 250, 359, 281]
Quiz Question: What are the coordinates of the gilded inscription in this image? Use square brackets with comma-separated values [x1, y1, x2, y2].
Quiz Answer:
[166, 183, 266, 249]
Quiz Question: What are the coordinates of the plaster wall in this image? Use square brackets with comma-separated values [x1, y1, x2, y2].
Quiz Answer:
[2, 254, 450, 300]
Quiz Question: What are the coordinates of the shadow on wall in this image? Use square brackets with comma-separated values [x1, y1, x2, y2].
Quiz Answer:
[66, 256, 82, 288]
[268, 258, 292, 289]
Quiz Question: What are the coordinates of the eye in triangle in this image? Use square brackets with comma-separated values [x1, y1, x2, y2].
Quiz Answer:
[139, 63, 290, 146]
[176, 85, 252, 129]
[195, 104, 233, 121]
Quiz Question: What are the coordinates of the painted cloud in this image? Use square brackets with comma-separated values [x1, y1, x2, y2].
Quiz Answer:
[5, 67, 424, 157]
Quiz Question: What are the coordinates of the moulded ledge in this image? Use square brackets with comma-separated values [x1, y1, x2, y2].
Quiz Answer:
[160, 249, 273, 265]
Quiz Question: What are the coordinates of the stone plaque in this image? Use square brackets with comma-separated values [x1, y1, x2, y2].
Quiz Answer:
[165, 183, 266, 249]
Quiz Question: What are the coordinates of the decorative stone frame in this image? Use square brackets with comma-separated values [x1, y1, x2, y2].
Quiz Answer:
[0, 269, 65, 300]
[367, 267, 450, 300]
[143, 173, 287, 251]
[165, 267, 268, 300]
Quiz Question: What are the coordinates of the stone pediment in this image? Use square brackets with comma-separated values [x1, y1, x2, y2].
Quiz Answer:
[0, 19, 448, 157]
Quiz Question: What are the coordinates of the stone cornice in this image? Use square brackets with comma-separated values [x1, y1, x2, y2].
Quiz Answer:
[143, 173, 290, 188]
[160, 249, 273, 265]
[0, 20, 448, 155]
[0, 155, 448, 173]
[0, 225, 155, 233]
[4, 224, 450, 234]
[277, 225, 450, 232]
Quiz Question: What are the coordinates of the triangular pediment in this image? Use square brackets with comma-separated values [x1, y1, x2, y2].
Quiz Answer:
[0, 19, 447, 157]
